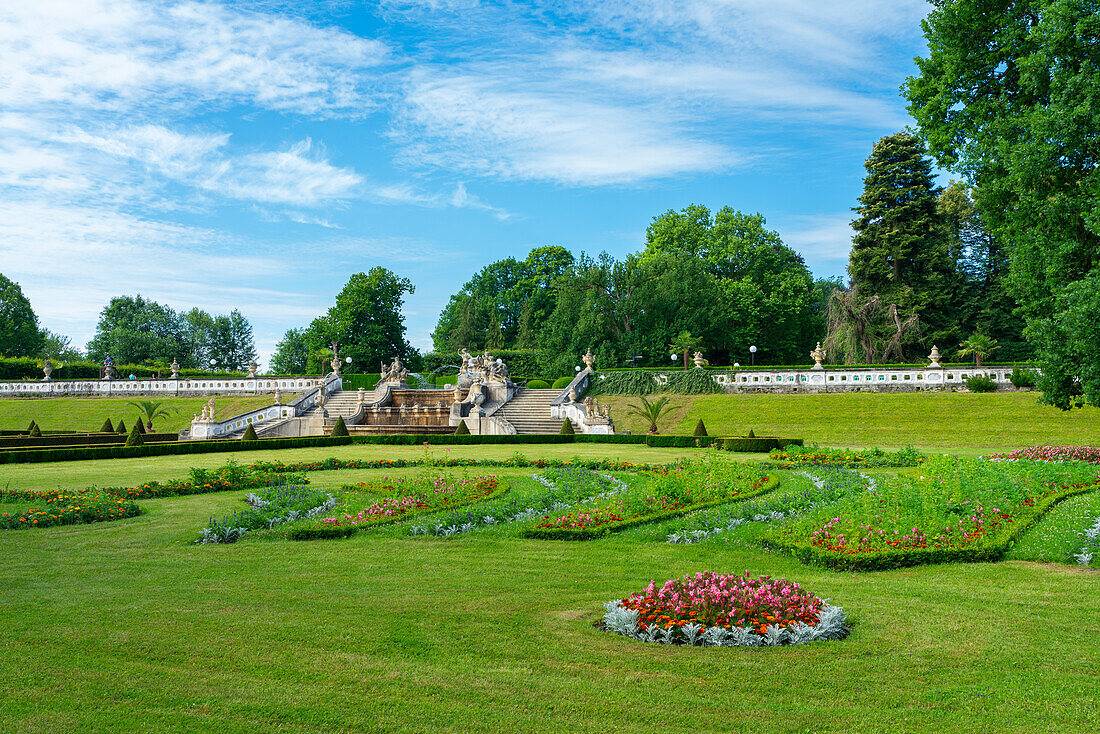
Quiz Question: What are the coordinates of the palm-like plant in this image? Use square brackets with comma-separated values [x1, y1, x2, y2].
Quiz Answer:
[627, 395, 676, 434]
[958, 333, 1000, 367]
[127, 400, 178, 432]
[668, 331, 697, 370]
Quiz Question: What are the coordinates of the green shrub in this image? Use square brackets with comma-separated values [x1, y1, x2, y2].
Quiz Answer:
[27, 420, 37, 433]
[29, 423, 41, 438]
[454, 420, 470, 435]
[526, 379, 550, 389]
[693, 419, 707, 437]
[589, 371, 657, 396]
[115, 420, 127, 435]
[241, 424, 258, 441]
[125, 426, 144, 447]
[559, 419, 575, 435]
[133, 419, 146, 435]
[748, 429, 755, 438]
[1009, 366, 1037, 388]
[331, 416, 349, 437]
[665, 369, 722, 394]
[964, 374, 997, 392]
[100, 419, 114, 433]
[551, 376, 573, 390]
[287, 523, 358, 541]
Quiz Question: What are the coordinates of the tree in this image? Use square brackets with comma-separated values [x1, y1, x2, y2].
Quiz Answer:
[270, 328, 310, 374]
[626, 395, 675, 434]
[668, 331, 697, 370]
[958, 333, 1000, 368]
[86, 295, 186, 365]
[847, 133, 952, 355]
[0, 274, 45, 357]
[127, 400, 178, 432]
[645, 205, 819, 363]
[38, 330, 83, 362]
[906, 0, 1100, 407]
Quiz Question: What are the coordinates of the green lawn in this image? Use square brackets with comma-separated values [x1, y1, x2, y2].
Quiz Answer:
[0, 395, 295, 434]
[603, 391, 1100, 452]
[2, 450, 1099, 733]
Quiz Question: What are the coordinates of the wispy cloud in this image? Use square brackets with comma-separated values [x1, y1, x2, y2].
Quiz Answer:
[778, 213, 856, 279]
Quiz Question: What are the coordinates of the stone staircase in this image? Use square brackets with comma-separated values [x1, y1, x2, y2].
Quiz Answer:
[494, 388, 573, 434]
[300, 389, 371, 422]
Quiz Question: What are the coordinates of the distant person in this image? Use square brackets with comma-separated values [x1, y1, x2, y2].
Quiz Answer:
[129, 373, 136, 380]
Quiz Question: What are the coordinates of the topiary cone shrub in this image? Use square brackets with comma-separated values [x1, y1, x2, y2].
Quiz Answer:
[693, 419, 708, 437]
[133, 419, 146, 435]
[116, 420, 127, 435]
[331, 416, 349, 437]
[27, 420, 37, 433]
[125, 425, 144, 446]
[241, 423, 259, 441]
[559, 418, 575, 435]
[748, 429, 755, 438]
[454, 420, 470, 435]
[29, 423, 41, 437]
[100, 418, 114, 433]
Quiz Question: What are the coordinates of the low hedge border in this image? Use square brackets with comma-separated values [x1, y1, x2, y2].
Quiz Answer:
[762, 480, 1100, 571]
[643, 435, 803, 451]
[520, 474, 780, 541]
[288, 480, 509, 540]
[0, 432, 797, 465]
[0, 433, 178, 449]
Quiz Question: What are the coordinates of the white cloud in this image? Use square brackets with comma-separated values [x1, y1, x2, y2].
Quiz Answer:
[778, 213, 856, 278]
[0, 0, 389, 117]
[397, 69, 738, 185]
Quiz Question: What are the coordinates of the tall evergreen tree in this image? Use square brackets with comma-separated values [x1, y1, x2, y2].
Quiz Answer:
[846, 133, 952, 357]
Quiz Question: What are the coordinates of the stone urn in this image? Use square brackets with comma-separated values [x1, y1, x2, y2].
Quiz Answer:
[42, 359, 53, 381]
[582, 348, 595, 370]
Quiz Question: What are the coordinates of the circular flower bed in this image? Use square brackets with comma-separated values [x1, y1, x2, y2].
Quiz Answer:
[601, 571, 848, 646]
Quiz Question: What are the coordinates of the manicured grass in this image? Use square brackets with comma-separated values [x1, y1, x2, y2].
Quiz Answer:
[2, 473, 1098, 733]
[0, 395, 296, 434]
[0, 443, 714, 492]
[602, 391, 1100, 451]
[1008, 488, 1100, 566]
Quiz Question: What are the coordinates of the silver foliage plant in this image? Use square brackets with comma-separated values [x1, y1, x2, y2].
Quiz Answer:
[1072, 513, 1100, 566]
[599, 599, 848, 647]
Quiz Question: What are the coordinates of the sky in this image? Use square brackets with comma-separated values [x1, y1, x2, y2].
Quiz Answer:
[0, 0, 934, 369]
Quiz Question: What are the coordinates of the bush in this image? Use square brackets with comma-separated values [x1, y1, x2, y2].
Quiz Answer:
[27, 420, 37, 433]
[1009, 366, 1037, 389]
[241, 424, 258, 441]
[28, 423, 41, 437]
[115, 420, 127, 435]
[552, 376, 573, 390]
[133, 419, 146, 435]
[665, 369, 722, 394]
[589, 371, 657, 396]
[526, 379, 550, 389]
[125, 426, 144, 447]
[693, 420, 707, 437]
[331, 416, 349, 437]
[964, 374, 997, 392]
[100, 419, 114, 433]
[559, 419, 575, 435]
[287, 523, 358, 541]
[454, 420, 470, 435]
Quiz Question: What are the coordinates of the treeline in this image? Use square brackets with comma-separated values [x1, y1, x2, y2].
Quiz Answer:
[430, 191, 1028, 372]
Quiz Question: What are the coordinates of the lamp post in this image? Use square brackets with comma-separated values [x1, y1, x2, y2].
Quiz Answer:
[209, 357, 217, 373]
[749, 345, 757, 367]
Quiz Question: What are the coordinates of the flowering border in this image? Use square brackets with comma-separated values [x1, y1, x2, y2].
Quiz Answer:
[520, 475, 779, 541]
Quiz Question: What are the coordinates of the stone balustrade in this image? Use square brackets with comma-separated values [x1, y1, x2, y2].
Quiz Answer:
[0, 377, 325, 397]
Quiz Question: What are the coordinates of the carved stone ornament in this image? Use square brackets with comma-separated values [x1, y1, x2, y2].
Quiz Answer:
[693, 351, 705, 368]
[170, 358, 180, 379]
[582, 348, 595, 370]
[810, 342, 826, 370]
[927, 345, 943, 369]
[42, 359, 53, 381]
[248, 361, 258, 378]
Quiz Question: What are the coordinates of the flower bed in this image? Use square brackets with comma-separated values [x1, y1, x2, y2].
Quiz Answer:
[289, 475, 504, 540]
[0, 489, 140, 530]
[600, 571, 848, 646]
[522, 461, 777, 540]
[763, 457, 1100, 570]
[766, 445, 927, 469]
[248, 456, 677, 475]
[988, 446, 1100, 464]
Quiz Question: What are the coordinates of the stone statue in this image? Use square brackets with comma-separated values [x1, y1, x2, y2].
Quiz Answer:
[205, 398, 216, 420]
[42, 359, 53, 381]
[170, 358, 180, 379]
[693, 351, 706, 368]
[379, 355, 410, 384]
[927, 345, 943, 369]
[810, 342, 826, 370]
[248, 361, 258, 378]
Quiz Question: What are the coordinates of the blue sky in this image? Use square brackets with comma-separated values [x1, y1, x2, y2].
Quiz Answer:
[0, 0, 933, 368]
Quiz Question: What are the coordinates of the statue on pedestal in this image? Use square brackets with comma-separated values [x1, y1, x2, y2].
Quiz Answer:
[379, 355, 410, 384]
[42, 359, 53, 382]
[810, 342, 827, 370]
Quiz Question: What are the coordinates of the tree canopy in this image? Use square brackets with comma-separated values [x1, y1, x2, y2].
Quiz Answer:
[906, 0, 1100, 407]
[0, 274, 45, 358]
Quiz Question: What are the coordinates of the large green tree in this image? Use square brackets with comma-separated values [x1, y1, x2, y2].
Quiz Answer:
[86, 295, 186, 365]
[0, 274, 45, 357]
[906, 0, 1100, 407]
[432, 246, 574, 352]
[644, 205, 818, 364]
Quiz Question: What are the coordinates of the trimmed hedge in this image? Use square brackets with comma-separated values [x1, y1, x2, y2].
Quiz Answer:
[287, 524, 357, 541]
[521, 475, 780, 541]
[0, 356, 247, 381]
[526, 379, 550, 389]
[763, 480, 1100, 571]
[0, 433, 177, 449]
[0, 431, 801, 465]
[644, 435, 803, 451]
[551, 377, 573, 390]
